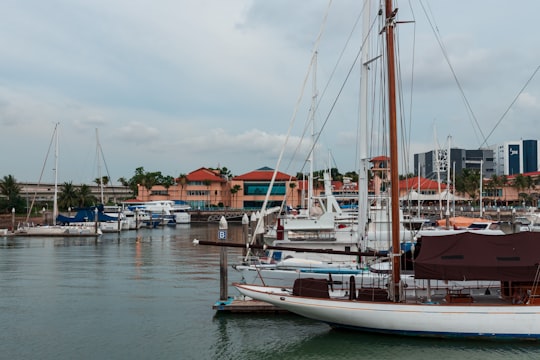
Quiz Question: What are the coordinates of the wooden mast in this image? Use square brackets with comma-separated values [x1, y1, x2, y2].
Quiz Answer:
[384, 0, 401, 301]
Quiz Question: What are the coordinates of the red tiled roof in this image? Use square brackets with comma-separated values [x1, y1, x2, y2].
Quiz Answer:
[370, 155, 390, 162]
[399, 177, 447, 190]
[233, 167, 295, 181]
[506, 171, 540, 180]
[185, 167, 226, 183]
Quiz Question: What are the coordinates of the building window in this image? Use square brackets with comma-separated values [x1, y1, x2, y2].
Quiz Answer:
[187, 190, 209, 196]
[244, 182, 286, 196]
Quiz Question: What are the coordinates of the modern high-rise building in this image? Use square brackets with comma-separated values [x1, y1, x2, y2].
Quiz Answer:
[414, 148, 495, 180]
[491, 140, 540, 175]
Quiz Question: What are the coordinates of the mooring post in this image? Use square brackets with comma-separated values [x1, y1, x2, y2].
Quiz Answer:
[117, 206, 122, 233]
[11, 208, 15, 233]
[218, 216, 228, 302]
[94, 207, 99, 234]
[242, 214, 249, 257]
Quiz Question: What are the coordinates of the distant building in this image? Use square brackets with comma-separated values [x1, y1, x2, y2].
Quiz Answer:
[231, 167, 295, 209]
[414, 148, 495, 180]
[491, 140, 540, 176]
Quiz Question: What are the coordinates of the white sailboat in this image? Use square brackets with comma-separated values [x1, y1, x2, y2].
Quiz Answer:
[15, 123, 101, 237]
[234, 0, 540, 340]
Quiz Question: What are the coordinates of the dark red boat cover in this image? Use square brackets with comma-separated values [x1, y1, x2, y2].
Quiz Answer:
[414, 232, 540, 281]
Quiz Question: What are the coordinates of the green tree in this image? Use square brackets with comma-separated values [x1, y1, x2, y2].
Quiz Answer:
[58, 182, 79, 210]
[512, 174, 528, 203]
[94, 176, 110, 186]
[77, 184, 97, 207]
[215, 166, 233, 179]
[230, 184, 242, 208]
[455, 169, 480, 201]
[117, 177, 129, 187]
[162, 175, 175, 190]
[176, 174, 188, 200]
[128, 167, 147, 196]
[343, 171, 359, 183]
[203, 179, 211, 208]
[0, 175, 24, 212]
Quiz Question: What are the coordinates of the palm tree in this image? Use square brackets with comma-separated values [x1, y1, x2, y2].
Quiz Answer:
[230, 184, 242, 208]
[58, 182, 79, 210]
[455, 169, 480, 201]
[512, 174, 528, 205]
[77, 184, 97, 207]
[162, 176, 175, 193]
[177, 174, 188, 201]
[0, 175, 24, 212]
[203, 180, 212, 208]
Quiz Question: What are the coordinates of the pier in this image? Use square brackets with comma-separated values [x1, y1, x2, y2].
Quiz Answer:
[213, 297, 288, 313]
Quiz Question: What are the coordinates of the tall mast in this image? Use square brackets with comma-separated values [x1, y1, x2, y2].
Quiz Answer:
[384, 0, 401, 301]
[308, 51, 318, 216]
[96, 128, 104, 204]
[358, 0, 371, 252]
[53, 122, 59, 224]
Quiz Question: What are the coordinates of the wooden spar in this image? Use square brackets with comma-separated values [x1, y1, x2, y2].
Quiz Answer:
[193, 239, 385, 258]
[384, 0, 402, 300]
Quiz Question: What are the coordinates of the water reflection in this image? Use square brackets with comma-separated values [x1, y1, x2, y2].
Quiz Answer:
[211, 313, 540, 360]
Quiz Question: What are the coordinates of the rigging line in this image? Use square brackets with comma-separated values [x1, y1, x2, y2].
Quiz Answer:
[480, 64, 540, 148]
[419, 1, 487, 146]
[403, 0, 417, 175]
[295, 1, 371, 176]
[305, 10, 379, 167]
[395, 21, 413, 175]
[246, 0, 331, 252]
[281, 1, 335, 176]
[26, 122, 59, 222]
[317, 1, 365, 113]
[99, 144, 118, 200]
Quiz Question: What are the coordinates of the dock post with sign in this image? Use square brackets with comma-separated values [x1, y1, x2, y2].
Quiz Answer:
[218, 216, 228, 302]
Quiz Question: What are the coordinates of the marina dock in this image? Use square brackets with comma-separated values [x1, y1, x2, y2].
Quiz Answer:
[213, 297, 288, 313]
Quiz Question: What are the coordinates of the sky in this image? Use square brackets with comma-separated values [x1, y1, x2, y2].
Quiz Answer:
[1, 0, 539, 184]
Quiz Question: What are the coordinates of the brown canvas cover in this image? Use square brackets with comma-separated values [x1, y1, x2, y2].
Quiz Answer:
[414, 232, 540, 281]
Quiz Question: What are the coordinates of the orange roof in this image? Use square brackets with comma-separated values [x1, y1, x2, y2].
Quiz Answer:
[506, 171, 540, 180]
[399, 177, 447, 191]
[185, 167, 226, 183]
[370, 155, 390, 162]
[233, 167, 295, 181]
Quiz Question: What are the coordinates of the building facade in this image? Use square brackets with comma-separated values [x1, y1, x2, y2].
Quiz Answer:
[414, 148, 495, 180]
[492, 140, 540, 176]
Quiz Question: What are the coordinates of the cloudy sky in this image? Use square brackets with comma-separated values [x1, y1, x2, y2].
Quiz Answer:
[1, 0, 539, 184]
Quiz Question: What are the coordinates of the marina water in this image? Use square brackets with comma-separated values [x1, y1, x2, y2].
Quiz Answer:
[1, 224, 540, 359]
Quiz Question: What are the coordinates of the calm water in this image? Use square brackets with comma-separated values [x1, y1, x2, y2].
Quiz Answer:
[1, 223, 540, 360]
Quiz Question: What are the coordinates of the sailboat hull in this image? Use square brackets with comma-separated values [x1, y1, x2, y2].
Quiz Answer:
[234, 283, 540, 340]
